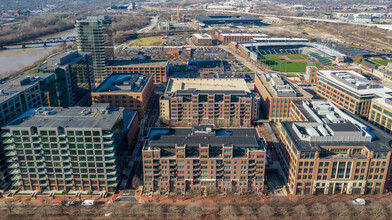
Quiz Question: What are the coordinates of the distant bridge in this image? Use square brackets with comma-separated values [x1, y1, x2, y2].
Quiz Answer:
[1, 36, 76, 48]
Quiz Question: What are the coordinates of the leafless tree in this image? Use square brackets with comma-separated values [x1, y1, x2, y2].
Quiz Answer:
[294, 204, 307, 219]
[168, 205, 182, 219]
[311, 202, 328, 219]
[258, 204, 275, 219]
[5, 202, 16, 214]
[369, 202, 387, 220]
[220, 204, 239, 219]
[330, 202, 349, 220]
[186, 203, 202, 220]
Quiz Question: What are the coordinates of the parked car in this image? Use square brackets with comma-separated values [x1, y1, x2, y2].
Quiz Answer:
[352, 198, 366, 206]
[81, 200, 95, 206]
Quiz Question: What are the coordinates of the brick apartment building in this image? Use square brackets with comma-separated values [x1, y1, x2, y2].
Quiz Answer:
[254, 73, 313, 122]
[281, 99, 392, 195]
[105, 60, 169, 84]
[160, 78, 259, 127]
[315, 70, 392, 117]
[142, 125, 267, 194]
[215, 31, 267, 44]
[91, 73, 154, 118]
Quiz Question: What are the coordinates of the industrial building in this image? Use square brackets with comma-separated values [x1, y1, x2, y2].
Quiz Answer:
[254, 73, 313, 122]
[192, 34, 214, 46]
[91, 73, 154, 118]
[76, 15, 114, 85]
[105, 59, 169, 84]
[2, 104, 138, 192]
[38, 50, 95, 107]
[196, 15, 263, 26]
[142, 125, 266, 194]
[160, 78, 259, 127]
[315, 70, 392, 117]
[281, 99, 392, 195]
[215, 31, 267, 43]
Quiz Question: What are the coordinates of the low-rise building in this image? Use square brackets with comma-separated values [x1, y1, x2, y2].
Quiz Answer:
[254, 73, 313, 122]
[160, 78, 258, 127]
[192, 34, 214, 46]
[105, 59, 169, 84]
[315, 70, 392, 117]
[281, 99, 392, 195]
[2, 104, 138, 192]
[216, 31, 267, 44]
[91, 73, 154, 118]
[142, 125, 266, 194]
[187, 59, 226, 73]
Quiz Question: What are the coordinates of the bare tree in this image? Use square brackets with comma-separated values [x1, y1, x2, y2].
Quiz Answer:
[220, 204, 239, 219]
[311, 202, 328, 219]
[258, 204, 275, 219]
[5, 202, 16, 214]
[369, 202, 386, 220]
[168, 205, 181, 219]
[294, 204, 307, 219]
[186, 203, 202, 220]
[330, 202, 349, 220]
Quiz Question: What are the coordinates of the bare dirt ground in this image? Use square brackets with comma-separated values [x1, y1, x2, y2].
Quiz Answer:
[278, 55, 308, 63]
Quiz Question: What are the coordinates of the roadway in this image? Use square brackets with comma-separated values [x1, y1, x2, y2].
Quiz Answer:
[137, 15, 159, 34]
[219, 45, 265, 74]
[266, 172, 287, 196]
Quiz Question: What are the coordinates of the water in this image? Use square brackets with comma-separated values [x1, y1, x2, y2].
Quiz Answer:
[0, 28, 76, 78]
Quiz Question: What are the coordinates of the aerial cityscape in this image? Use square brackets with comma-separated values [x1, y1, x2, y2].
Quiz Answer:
[0, 0, 392, 218]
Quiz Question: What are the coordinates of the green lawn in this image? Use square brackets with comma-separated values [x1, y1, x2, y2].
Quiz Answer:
[259, 55, 321, 72]
[129, 36, 166, 46]
[369, 59, 391, 67]
[286, 54, 308, 60]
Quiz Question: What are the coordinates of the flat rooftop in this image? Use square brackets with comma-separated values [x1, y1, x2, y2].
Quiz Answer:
[282, 110, 392, 152]
[318, 70, 392, 97]
[193, 33, 212, 39]
[165, 78, 251, 94]
[4, 104, 135, 130]
[257, 73, 312, 98]
[38, 50, 85, 71]
[292, 99, 348, 123]
[0, 73, 53, 103]
[145, 126, 266, 149]
[94, 73, 152, 93]
[196, 15, 262, 23]
[220, 33, 267, 37]
[106, 59, 169, 67]
[76, 15, 111, 23]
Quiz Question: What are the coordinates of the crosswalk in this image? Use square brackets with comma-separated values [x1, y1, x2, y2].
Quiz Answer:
[135, 156, 142, 162]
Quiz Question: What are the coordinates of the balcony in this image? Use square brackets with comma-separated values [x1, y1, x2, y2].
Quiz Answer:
[104, 146, 115, 151]
[65, 176, 73, 181]
[216, 167, 224, 172]
[154, 172, 161, 177]
[107, 176, 117, 182]
[104, 152, 115, 157]
[38, 176, 47, 181]
[11, 175, 21, 181]
[8, 163, 18, 169]
[5, 151, 16, 157]
[4, 145, 15, 150]
[102, 132, 114, 138]
[193, 166, 201, 171]
[3, 138, 12, 144]
[216, 171, 223, 176]
[37, 164, 45, 169]
[170, 167, 177, 172]
[105, 157, 116, 163]
[1, 132, 11, 138]
[103, 140, 114, 145]
[10, 169, 20, 175]
[38, 170, 46, 175]
[248, 167, 256, 172]
[106, 170, 116, 176]
[193, 162, 200, 166]
[12, 181, 21, 187]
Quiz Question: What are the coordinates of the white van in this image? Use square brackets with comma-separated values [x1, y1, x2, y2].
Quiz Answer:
[81, 200, 95, 206]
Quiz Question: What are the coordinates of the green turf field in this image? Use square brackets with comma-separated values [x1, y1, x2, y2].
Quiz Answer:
[286, 54, 308, 60]
[369, 59, 391, 67]
[259, 55, 321, 72]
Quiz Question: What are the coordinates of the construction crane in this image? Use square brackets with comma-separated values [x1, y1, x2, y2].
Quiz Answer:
[177, 4, 180, 22]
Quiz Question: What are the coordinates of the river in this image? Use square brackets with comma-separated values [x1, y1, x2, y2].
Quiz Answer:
[0, 28, 76, 78]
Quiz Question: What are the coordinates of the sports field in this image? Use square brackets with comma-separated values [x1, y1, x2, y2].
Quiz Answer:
[259, 55, 321, 72]
[369, 59, 391, 67]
